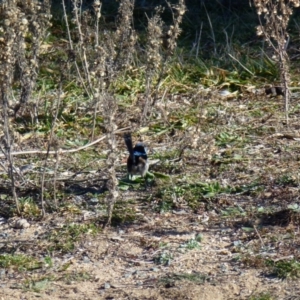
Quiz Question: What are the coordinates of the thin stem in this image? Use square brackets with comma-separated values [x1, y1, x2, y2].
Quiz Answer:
[2, 91, 19, 214]
[40, 80, 63, 215]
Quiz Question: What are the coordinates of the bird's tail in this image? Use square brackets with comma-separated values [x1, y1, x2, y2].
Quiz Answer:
[124, 133, 134, 160]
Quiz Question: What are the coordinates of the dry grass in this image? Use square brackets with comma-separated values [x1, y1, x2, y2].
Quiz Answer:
[1, 1, 300, 299]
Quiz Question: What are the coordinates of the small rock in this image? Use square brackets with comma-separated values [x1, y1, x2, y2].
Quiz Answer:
[0, 269, 6, 279]
[82, 256, 90, 263]
[104, 282, 110, 289]
[220, 263, 229, 273]
[151, 267, 159, 272]
[89, 198, 98, 205]
[138, 272, 147, 279]
[233, 240, 242, 246]
[74, 196, 83, 204]
[0, 233, 8, 238]
[11, 219, 30, 229]
[19, 164, 34, 174]
[172, 210, 188, 215]
[0, 217, 7, 225]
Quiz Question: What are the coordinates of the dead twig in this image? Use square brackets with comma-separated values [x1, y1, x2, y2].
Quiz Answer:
[0, 127, 130, 158]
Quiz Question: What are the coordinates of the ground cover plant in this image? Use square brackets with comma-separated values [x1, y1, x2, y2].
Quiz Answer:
[1, 0, 300, 299]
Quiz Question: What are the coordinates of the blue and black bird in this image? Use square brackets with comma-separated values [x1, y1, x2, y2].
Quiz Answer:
[124, 133, 148, 179]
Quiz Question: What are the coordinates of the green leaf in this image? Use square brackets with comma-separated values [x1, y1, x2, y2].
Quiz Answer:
[152, 172, 169, 179]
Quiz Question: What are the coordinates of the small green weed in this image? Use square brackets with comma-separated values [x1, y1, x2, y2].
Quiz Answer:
[194, 182, 224, 198]
[24, 276, 54, 292]
[231, 181, 265, 196]
[249, 292, 273, 300]
[19, 197, 41, 217]
[44, 256, 53, 268]
[150, 119, 190, 136]
[179, 238, 201, 251]
[266, 259, 300, 279]
[47, 223, 99, 253]
[156, 199, 174, 213]
[156, 181, 232, 211]
[118, 172, 155, 190]
[154, 251, 173, 266]
[0, 254, 42, 271]
[211, 152, 244, 165]
[276, 174, 298, 187]
[159, 242, 169, 249]
[151, 149, 180, 161]
[108, 200, 138, 226]
[215, 131, 245, 148]
[221, 206, 247, 218]
[59, 203, 83, 215]
[62, 271, 91, 284]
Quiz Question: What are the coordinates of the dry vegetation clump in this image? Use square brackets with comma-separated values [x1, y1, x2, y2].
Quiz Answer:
[61, 0, 185, 221]
[144, 0, 186, 117]
[0, 0, 51, 213]
[253, 0, 300, 124]
[0, 0, 187, 218]
[1, 1, 300, 299]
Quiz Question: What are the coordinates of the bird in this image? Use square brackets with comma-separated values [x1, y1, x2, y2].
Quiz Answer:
[124, 133, 149, 179]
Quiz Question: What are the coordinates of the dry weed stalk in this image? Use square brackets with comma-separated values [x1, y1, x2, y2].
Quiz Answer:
[165, 0, 186, 55]
[40, 80, 63, 216]
[69, 0, 94, 96]
[143, 7, 164, 120]
[253, 0, 300, 125]
[143, 0, 186, 119]
[64, 0, 137, 89]
[0, 127, 129, 158]
[0, 0, 51, 213]
[0, 93, 19, 213]
[111, 0, 137, 77]
[103, 94, 119, 226]
[64, 1, 137, 221]
[16, 0, 51, 115]
[64, 0, 136, 137]
[0, 3, 20, 213]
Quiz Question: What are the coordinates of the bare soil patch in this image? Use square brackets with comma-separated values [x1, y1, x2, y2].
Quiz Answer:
[1, 93, 300, 300]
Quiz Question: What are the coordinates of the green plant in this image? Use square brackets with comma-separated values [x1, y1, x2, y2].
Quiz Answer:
[63, 271, 91, 284]
[266, 259, 300, 279]
[0, 254, 42, 271]
[215, 131, 244, 147]
[157, 199, 174, 213]
[156, 181, 233, 211]
[221, 206, 247, 218]
[18, 197, 41, 217]
[24, 276, 54, 292]
[276, 174, 297, 187]
[154, 251, 173, 266]
[253, 0, 300, 124]
[47, 223, 99, 253]
[44, 256, 53, 268]
[179, 238, 201, 251]
[249, 292, 273, 300]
